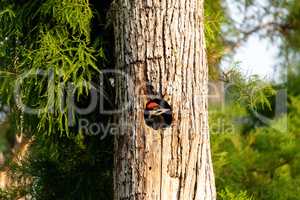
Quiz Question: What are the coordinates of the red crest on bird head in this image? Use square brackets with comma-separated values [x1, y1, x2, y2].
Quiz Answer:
[146, 101, 160, 110]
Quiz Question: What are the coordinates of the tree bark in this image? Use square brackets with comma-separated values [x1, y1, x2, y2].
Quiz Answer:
[113, 0, 216, 199]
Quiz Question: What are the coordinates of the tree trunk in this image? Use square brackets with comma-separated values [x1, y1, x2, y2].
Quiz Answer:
[113, 0, 216, 199]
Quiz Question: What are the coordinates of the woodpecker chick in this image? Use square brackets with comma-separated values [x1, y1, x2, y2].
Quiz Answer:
[144, 99, 172, 130]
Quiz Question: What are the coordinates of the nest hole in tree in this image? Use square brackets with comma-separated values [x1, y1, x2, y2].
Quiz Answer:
[144, 98, 172, 130]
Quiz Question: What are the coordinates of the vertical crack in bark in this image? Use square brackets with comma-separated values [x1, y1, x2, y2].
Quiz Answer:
[161, 14, 167, 97]
[193, 159, 199, 200]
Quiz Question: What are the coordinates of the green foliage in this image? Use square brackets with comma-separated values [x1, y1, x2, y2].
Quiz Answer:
[0, 133, 113, 200]
[0, 0, 114, 199]
[219, 188, 254, 200]
[211, 93, 300, 200]
[286, 66, 300, 96]
[17, 134, 113, 200]
[221, 67, 278, 131]
[0, 0, 104, 136]
[210, 0, 300, 199]
[40, 0, 93, 41]
[204, 0, 227, 80]
[21, 27, 100, 135]
[0, 120, 9, 151]
[281, 0, 300, 52]
[0, 187, 28, 200]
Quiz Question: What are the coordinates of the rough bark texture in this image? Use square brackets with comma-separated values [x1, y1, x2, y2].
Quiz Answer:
[113, 0, 216, 199]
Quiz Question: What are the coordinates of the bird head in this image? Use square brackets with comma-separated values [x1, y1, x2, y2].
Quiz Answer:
[146, 101, 160, 110]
